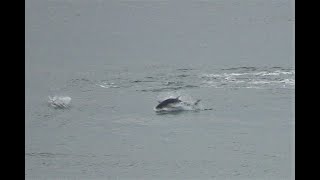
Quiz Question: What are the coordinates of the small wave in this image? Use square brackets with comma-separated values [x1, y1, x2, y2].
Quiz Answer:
[202, 74, 225, 78]
[130, 80, 154, 83]
[67, 78, 91, 84]
[164, 81, 184, 86]
[259, 70, 294, 76]
[271, 66, 282, 69]
[97, 82, 120, 88]
[279, 79, 295, 85]
[221, 67, 257, 71]
[184, 85, 199, 88]
[26, 152, 68, 158]
[151, 87, 183, 92]
[138, 87, 183, 92]
[249, 79, 294, 85]
[139, 84, 199, 92]
[245, 86, 264, 89]
[177, 74, 189, 78]
[176, 68, 194, 71]
[65, 78, 96, 92]
[248, 81, 271, 84]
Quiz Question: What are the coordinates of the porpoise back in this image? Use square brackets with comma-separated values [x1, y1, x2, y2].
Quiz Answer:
[156, 97, 182, 109]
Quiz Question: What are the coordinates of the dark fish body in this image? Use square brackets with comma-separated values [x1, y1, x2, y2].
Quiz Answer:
[155, 97, 182, 109]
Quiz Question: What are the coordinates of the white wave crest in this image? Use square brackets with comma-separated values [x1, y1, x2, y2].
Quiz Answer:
[202, 70, 294, 78]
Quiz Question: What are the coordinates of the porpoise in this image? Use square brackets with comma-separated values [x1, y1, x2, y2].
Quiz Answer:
[155, 96, 182, 109]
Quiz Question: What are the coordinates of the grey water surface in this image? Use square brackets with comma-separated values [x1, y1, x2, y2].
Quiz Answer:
[25, 0, 294, 179]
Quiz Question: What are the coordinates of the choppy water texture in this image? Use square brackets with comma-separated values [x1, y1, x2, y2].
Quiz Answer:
[95, 66, 294, 92]
[26, 0, 294, 179]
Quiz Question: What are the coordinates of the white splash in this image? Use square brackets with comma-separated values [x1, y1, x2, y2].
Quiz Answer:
[48, 96, 71, 109]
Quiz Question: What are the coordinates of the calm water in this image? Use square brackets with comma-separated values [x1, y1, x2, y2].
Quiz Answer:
[25, 0, 294, 179]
